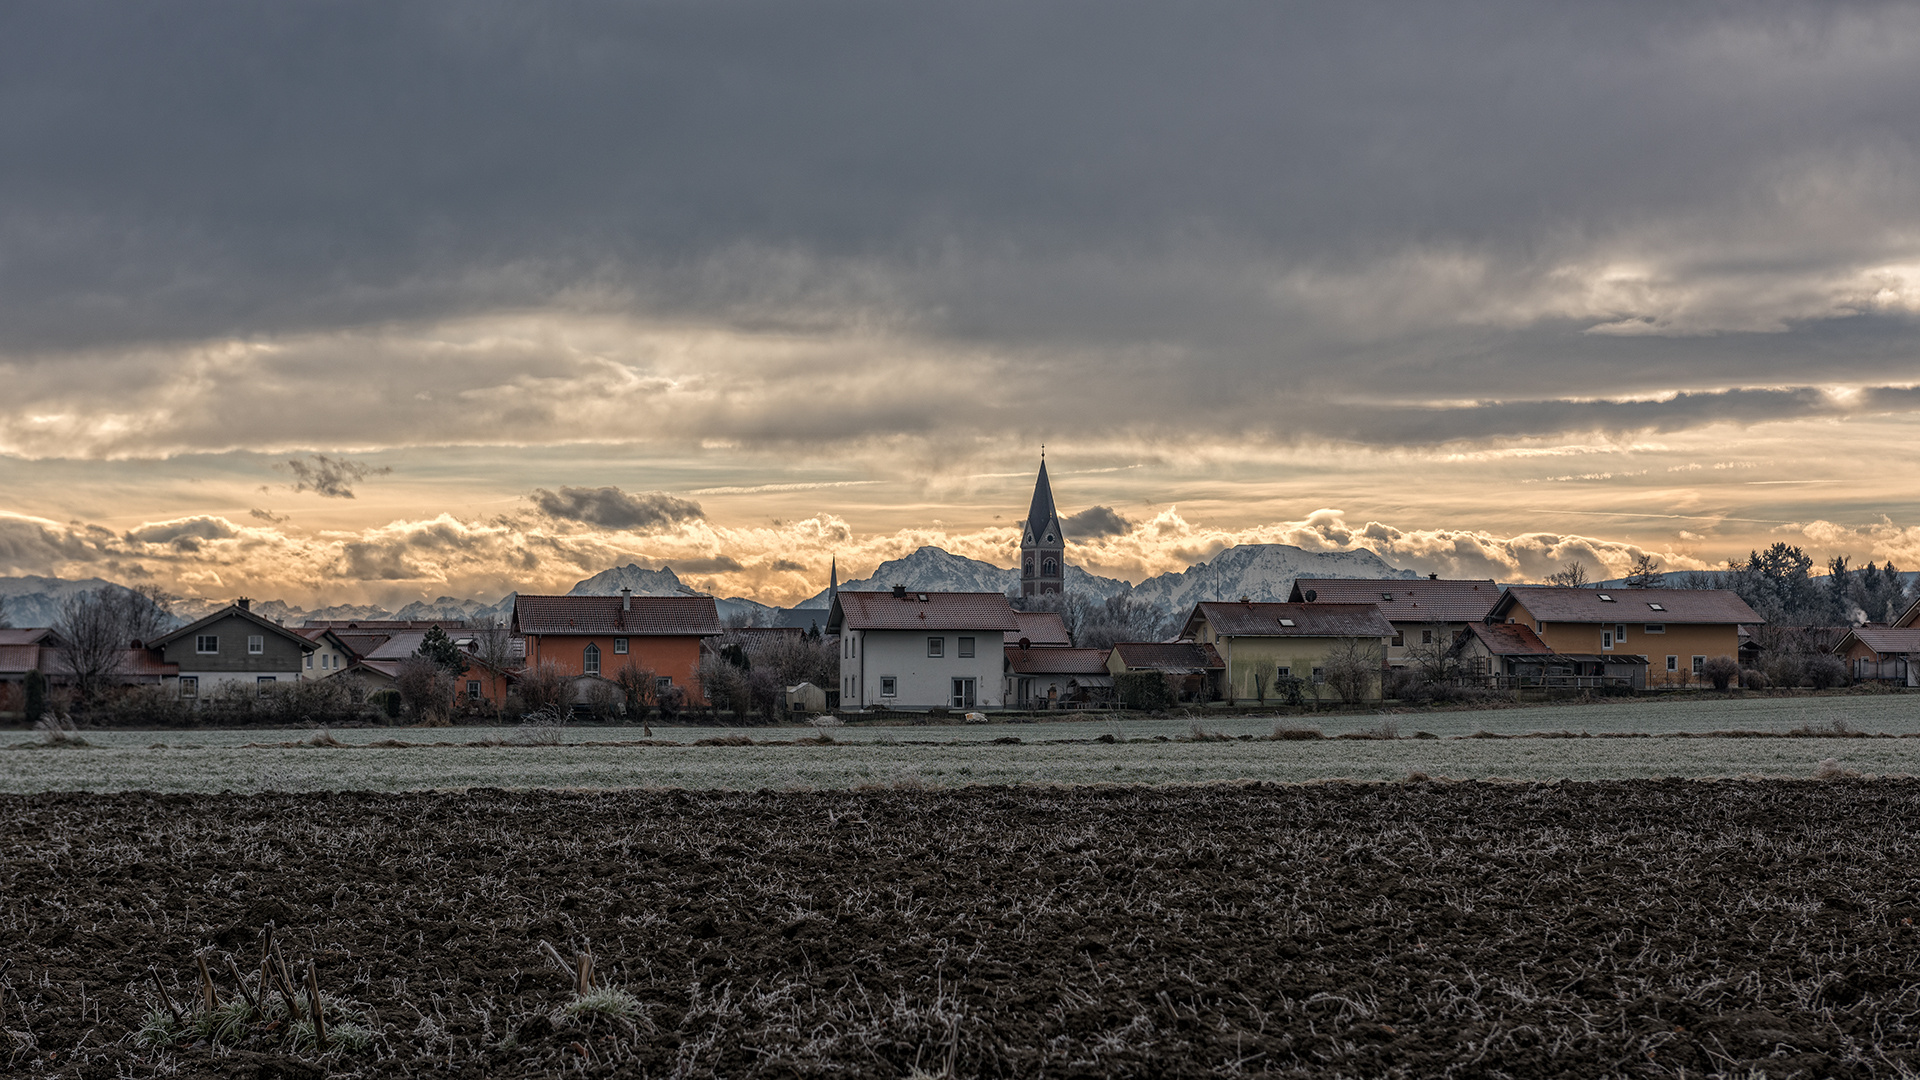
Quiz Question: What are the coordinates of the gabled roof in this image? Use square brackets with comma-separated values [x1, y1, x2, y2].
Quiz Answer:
[148, 604, 315, 652]
[1896, 597, 1920, 629]
[302, 619, 469, 630]
[1459, 622, 1554, 657]
[331, 632, 392, 658]
[0, 644, 48, 676]
[1491, 587, 1760, 625]
[0, 628, 60, 647]
[829, 591, 1022, 632]
[1005, 646, 1112, 675]
[1838, 626, 1920, 657]
[1110, 641, 1225, 672]
[1285, 578, 1499, 623]
[1005, 611, 1073, 647]
[513, 595, 723, 637]
[1184, 601, 1394, 639]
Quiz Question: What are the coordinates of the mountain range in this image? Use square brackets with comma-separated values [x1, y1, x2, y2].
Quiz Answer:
[0, 542, 1419, 631]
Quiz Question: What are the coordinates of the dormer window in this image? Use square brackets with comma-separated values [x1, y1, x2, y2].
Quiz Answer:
[1598, 594, 1615, 602]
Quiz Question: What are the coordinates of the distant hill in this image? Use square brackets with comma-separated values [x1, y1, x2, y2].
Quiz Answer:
[1127, 544, 1418, 612]
[796, 545, 1130, 608]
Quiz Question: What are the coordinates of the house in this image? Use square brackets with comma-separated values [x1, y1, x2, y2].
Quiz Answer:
[295, 628, 360, 679]
[1286, 577, 1499, 668]
[1834, 626, 1920, 685]
[1487, 587, 1759, 687]
[513, 588, 722, 704]
[1106, 642, 1226, 702]
[0, 629, 64, 697]
[785, 681, 829, 714]
[1181, 601, 1396, 703]
[1452, 622, 1648, 688]
[1005, 646, 1114, 707]
[145, 600, 314, 700]
[1005, 611, 1073, 648]
[828, 588, 1021, 710]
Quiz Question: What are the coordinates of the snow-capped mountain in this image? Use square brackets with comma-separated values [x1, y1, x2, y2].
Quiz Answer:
[1126, 544, 1417, 613]
[795, 546, 1131, 608]
[0, 575, 139, 628]
[565, 563, 776, 623]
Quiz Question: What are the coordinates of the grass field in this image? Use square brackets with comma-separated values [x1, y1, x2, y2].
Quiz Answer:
[6, 694, 1920, 792]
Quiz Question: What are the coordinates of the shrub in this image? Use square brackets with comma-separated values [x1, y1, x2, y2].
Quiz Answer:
[514, 662, 572, 719]
[24, 669, 47, 725]
[1740, 668, 1769, 690]
[1115, 671, 1176, 711]
[1700, 655, 1739, 692]
[1805, 653, 1849, 690]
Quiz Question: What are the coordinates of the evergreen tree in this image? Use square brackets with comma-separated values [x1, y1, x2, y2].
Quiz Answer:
[415, 625, 467, 675]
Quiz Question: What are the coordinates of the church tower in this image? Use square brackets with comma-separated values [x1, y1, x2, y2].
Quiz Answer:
[1021, 456, 1065, 597]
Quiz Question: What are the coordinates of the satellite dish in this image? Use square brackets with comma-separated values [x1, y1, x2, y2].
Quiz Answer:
[1303, 589, 1317, 602]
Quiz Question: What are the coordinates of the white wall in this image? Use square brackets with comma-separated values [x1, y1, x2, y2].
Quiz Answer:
[840, 628, 1006, 709]
[170, 669, 304, 698]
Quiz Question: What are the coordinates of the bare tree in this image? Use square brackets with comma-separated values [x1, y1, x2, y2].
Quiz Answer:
[612, 663, 657, 718]
[1320, 638, 1383, 705]
[55, 586, 174, 704]
[395, 655, 455, 725]
[512, 661, 572, 719]
[1248, 658, 1277, 705]
[1623, 553, 1663, 589]
[1544, 560, 1591, 588]
[468, 613, 520, 674]
[1402, 623, 1460, 682]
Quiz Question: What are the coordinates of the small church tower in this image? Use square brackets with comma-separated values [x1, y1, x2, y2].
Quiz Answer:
[1021, 456, 1065, 597]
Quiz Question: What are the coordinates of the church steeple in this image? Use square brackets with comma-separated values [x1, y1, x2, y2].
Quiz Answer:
[827, 556, 839, 610]
[1020, 455, 1065, 597]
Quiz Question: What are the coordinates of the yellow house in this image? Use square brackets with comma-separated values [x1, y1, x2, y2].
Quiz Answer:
[1488, 587, 1759, 687]
[1181, 601, 1394, 703]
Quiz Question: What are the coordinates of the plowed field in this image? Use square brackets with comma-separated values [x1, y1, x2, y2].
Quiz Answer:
[7, 780, 1919, 1078]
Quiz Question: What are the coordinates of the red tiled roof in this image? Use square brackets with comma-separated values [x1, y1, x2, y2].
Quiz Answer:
[1286, 578, 1499, 623]
[1462, 622, 1554, 657]
[0, 644, 45, 675]
[1185, 601, 1395, 639]
[0, 628, 57, 647]
[149, 604, 314, 651]
[1005, 647, 1112, 675]
[830, 591, 1021, 632]
[1005, 611, 1073, 647]
[514, 595, 723, 636]
[1843, 626, 1920, 657]
[1110, 641, 1225, 672]
[1494, 587, 1760, 625]
[116, 649, 179, 678]
[303, 619, 469, 630]
[332, 633, 391, 657]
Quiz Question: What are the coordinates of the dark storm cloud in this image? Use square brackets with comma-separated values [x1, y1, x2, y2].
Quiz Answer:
[285, 455, 391, 499]
[1064, 506, 1133, 539]
[530, 486, 705, 531]
[2, 0, 1919, 451]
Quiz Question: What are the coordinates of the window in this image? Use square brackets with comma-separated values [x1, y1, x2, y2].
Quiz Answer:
[1667, 655, 1679, 672]
[1602, 630, 1614, 650]
[1276, 666, 1290, 677]
[1381, 592, 1395, 601]
[1645, 624, 1666, 634]
[614, 637, 628, 654]
[1648, 602, 1666, 611]
[179, 676, 198, 699]
[880, 676, 897, 697]
[466, 680, 481, 698]
[1278, 618, 1295, 627]
[196, 635, 219, 654]
[1044, 533, 1055, 543]
[1691, 656, 1705, 674]
[1023, 556, 1033, 578]
[1615, 624, 1627, 640]
[1598, 594, 1615, 602]
[247, 635, 264, 655]
[951, 677, 977, 708]
[1391, 632, 1404, 647]
[927, 637, 944, 658]
[1421, 630, 1433, 645]
[304, 655, 313, 670]
[1042, 558, 1057, 577]
[256, 676, 275, 696]
[655, 676, 672, 692]
[957, 636, 975, 658]
[1311, 667, 1325, 683]
[583, 642, 601, 675]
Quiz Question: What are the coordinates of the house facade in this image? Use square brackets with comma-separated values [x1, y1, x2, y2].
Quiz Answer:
[829, 589, 1021, 709]
[1181, 601, 1395, 703]
[146, 601, 313, 699]
[1106, 641, 1226, 702]
[514, 589, 720, 703]
[1487, 587, 1759, 686]
[1285, 577, 1499, 669]
[1005, 646, 1114, 707]
[1835, 627, 1920, 685]
[295, 628, 358, 679]
[1453, 622, 1648, 689]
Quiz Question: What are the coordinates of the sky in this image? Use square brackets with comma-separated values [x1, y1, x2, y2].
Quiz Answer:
[3, 0, 1920, 609]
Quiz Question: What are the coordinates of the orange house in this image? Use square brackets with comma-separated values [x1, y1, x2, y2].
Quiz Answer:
[513, 591, 722, 704]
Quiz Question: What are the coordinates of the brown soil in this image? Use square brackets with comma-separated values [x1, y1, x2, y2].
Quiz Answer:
[5, 780, 1919, 1078]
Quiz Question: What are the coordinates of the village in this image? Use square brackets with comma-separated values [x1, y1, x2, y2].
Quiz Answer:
[3, 461, 1913, 727]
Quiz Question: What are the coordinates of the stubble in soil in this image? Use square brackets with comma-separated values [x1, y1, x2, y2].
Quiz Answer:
[5, 779, 1919, 1078]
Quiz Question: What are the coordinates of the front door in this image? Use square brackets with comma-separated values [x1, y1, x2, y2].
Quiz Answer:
[951, 678, 976, 708]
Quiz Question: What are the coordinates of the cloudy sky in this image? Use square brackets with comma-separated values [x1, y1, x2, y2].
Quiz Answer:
[4, 0, 1919, 607]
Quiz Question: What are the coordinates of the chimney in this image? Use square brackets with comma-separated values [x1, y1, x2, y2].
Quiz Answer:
[620, 586, 632, 612]
[1428, 573, 1439, 581]
[892, 584, 907, 599]
[237, 597, 251, 611]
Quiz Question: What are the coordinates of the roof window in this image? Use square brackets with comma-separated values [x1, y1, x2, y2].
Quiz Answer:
[1278, 618, 1295, 627]
[1381, 592, 1395, 601]
[1647, 602, 1665, 611]
[1597, 594, 1615, 602]
[917, 593, 929, 602]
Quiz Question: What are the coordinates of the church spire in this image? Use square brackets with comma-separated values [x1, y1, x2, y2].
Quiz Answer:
[1020, 455, 1065, 597]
